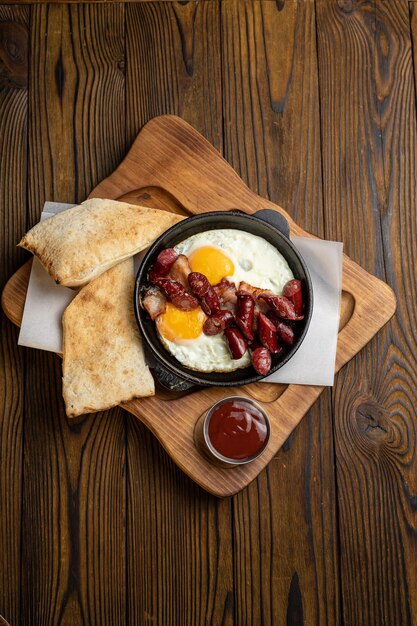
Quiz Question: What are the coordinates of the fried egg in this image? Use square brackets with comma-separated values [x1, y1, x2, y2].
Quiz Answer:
[157, 312, 251, 372]
[175, 229, 294, 291]
[156, 229, 294, 373]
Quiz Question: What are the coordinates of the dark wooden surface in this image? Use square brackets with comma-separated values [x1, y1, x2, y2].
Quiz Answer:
[0, 2, 415, 625]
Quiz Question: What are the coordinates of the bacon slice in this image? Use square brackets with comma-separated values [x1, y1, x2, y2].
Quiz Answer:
[169, 254, 192, 286]
[213, 278, 237, 305]
[237, 281, 273, 302]
[141, 287, 167, 320]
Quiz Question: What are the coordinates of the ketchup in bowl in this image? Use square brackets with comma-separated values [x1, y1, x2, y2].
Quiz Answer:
[194, 396, 270, 467]
[208, 399, 268, 460]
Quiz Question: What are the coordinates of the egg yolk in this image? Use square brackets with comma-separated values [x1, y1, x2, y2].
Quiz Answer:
[156, 303, 207, 342]
[188, 246, 235, 285]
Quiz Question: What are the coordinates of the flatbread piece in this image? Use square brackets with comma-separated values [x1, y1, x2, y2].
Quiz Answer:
[19, 198, 184, 287]
[62, 258, 154, 418]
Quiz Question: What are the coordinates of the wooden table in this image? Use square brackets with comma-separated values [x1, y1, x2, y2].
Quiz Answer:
[1, 2, 415, 625]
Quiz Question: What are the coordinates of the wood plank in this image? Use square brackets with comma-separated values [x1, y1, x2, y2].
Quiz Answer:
[410, 4, 417, 114]
[0, 7, 29, 625]
[317, 0, 417, 623]
[125, 1, 222, 148]
[8, 0, 188, 3]
[22, 5, 126, 625]
[3, 115, 396, 497]
[125, 4, 234, 625]
[221, 1, 340, 623]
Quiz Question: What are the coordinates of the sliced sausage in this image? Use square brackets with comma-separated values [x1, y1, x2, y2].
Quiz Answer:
[283, 279, 304, 316]
[260, 294, 304, 321]
[251, 346, 272, 376]
[159, 279, 199, 311]
[257, 312, 282, 354]
[235, 293, 255, 341]
[188, 272, 221, 315]
[224, 327, 248, 360]
[149, 248, 178, 284]
[203, 310, 235, 336]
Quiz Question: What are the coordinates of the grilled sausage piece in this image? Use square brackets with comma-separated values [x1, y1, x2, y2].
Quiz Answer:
[203, 310, 235, 336]
[260, 294, 304, 321]
[149, 248, 178, 284]
[251, 346, 272, 375]
[188, 272, 221, 315]
[271, 317, 295, 346]
[159, 279, 199, 311]
[188, 271, 210, 297]
[224, 327, 248, 359]
[235, 293, 255, 341]
[282, 279, 303, 316]
[257, 313, 282, 354]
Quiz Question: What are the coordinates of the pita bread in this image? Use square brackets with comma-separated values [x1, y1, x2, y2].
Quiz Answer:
[19, 198, 184, 287]
[62, 258, 154, 418]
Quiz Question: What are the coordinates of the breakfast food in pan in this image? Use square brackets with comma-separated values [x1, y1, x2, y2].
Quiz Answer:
[18, 198, 183, 287]
[18, 201, 310, 417]
[141, 229, 305, 376]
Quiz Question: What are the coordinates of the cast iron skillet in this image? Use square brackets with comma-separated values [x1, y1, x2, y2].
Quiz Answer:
[134, 209, 313, 391]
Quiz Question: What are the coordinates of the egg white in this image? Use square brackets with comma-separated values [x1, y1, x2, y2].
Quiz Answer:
[174, 229, 294, 293]
[157, 229, 294, 373]
[158, 330, 251, 372]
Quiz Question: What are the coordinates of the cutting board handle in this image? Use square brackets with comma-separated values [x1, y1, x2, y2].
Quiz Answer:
[89, 116, 296, 221]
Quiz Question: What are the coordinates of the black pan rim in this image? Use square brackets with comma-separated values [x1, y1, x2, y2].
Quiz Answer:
[134, 210, 313, 387]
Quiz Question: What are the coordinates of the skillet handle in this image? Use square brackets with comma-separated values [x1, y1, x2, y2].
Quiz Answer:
[141, 331, 198, 392]
[152, 361, 198, 392]
[254, 209, 290, 239]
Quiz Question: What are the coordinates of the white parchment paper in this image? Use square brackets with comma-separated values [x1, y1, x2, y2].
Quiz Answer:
[18, 203, 76, 354]
[18, 203, 343, 385]
[263, 237, 343, 386]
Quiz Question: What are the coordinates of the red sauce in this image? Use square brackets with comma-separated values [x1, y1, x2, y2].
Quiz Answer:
[207, 399, 269, 460]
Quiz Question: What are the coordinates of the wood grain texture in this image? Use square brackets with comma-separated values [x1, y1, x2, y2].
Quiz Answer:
[8, 0, 182, 3]
[125, 5, 234, 626]
[221, 2, 340, 623]
[87, 114, 394, 496]
[22, 5, 126, 625]
[28, 4, 125, 206]
[410, 2, 417, 147]
[0, 2, 412, 625]
[3, 115, 396, 497]
[317, 0, 417, 624]
[0, 6, 28, 626]
[126, 1, 222, 149]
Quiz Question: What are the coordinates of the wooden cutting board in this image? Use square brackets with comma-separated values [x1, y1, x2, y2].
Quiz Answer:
[1, 115, 396, 497]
